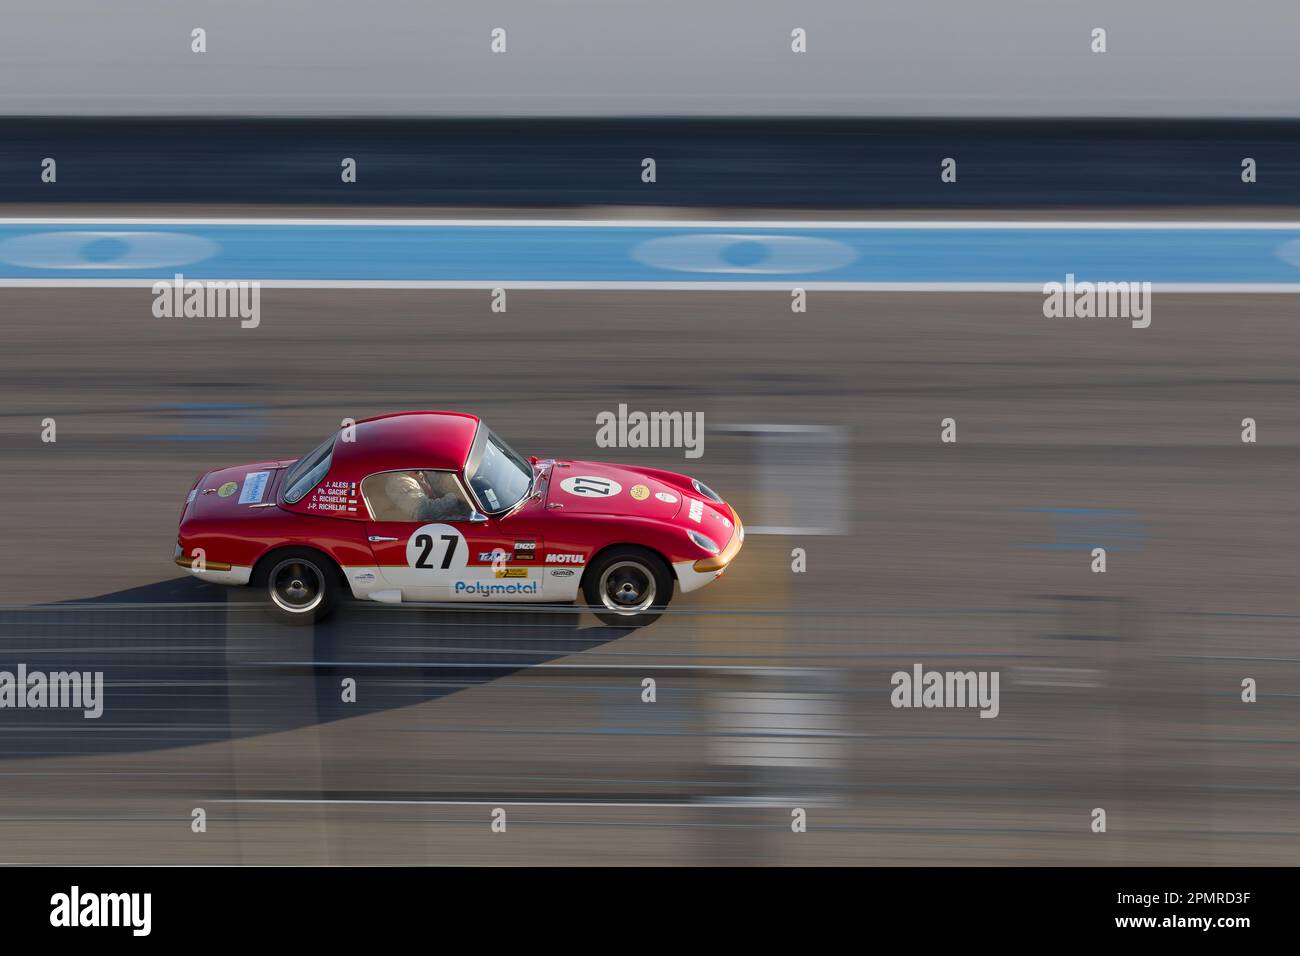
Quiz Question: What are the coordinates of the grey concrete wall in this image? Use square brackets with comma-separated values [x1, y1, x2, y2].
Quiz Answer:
[3, 1, 1297, 117]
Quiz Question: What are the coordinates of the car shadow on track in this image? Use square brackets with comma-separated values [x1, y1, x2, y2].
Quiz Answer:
[0, 577, 635, 759]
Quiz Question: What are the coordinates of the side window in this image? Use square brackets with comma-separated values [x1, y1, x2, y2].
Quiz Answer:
[362, 471, 474, 523]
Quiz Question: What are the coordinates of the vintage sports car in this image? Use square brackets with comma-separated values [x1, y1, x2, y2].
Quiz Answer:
[175, 411, 743, 626]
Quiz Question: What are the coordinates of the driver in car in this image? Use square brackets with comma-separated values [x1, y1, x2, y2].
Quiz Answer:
[382, 472, 471, 522]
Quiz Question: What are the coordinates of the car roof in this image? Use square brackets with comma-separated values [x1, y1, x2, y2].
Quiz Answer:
[331, 411, 481, 475]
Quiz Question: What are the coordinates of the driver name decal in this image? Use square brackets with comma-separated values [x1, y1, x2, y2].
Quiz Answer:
[306, 479, 358, 513]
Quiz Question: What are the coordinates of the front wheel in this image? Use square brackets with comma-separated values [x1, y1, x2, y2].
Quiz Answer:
[260, 549, 341, 625]
[582, 546, 673, 627]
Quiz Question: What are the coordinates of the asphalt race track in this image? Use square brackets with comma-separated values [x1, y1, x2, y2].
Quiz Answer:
[2, 276, 1299, 864]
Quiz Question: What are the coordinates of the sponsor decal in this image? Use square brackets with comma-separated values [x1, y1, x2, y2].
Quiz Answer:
[548, 568, 575, 578]
[216, 481, 238, 498]
[560, 475, 623, 498]
[494, 568, 528, 579]
[513, 540, 537, 560]
[630, 484, 650, 501]
[352, 572, 377, 584]
[688, 499, 703, 523]
[484, 487, 500, 509]
[238, 470, 270, 504]
[454, 581, 540, 597]
[655, 491, 678, 503]
[546, 552, 586, 564]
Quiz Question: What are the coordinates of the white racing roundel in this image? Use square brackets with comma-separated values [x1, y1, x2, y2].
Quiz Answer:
[560, 475, 623, 498]
[405, 524, 468, 571]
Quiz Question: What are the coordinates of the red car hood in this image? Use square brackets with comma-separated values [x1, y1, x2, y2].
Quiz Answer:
[543, 460, 688, 519]
[183, 459, 290, 521]
[542, 460, 737, 544]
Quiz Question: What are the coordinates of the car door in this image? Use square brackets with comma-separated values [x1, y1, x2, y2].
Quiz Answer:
[362, 469, 543, 601]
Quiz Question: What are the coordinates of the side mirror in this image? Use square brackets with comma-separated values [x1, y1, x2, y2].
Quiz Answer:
[468, 510, 490, 524]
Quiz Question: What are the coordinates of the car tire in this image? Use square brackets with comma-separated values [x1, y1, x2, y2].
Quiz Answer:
[259, 549, 341, 625]
[582, 546, 673, 628]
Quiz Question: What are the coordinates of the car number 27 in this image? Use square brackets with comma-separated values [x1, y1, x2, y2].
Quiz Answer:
[413, 532, 456, 569]
[404, 524, 469, 573]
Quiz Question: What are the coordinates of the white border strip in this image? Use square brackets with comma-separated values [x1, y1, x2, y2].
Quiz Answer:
[3, 279, 1299, 292]
[3, 217, 1300, 230]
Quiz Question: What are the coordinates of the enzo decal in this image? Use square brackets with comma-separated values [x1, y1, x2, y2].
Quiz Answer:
[559, 475, 622, 498]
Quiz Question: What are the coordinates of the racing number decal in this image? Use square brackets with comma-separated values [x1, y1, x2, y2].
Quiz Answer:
[560, 475, 623, 498]
[404, 523, 469, 575]
[413, 533, 457, 570]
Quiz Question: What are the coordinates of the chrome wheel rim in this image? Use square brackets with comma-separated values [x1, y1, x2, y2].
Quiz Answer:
[269, 559, 325, 613]
[598, 560, 656, 614]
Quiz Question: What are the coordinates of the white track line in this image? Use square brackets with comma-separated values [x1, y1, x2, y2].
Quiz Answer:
[3, 217, 1300, 229]
[3, 279, 1300, 292]
[217, 798, 818, 809]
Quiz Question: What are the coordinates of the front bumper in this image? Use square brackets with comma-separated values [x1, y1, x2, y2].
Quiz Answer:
[691, 508, 744, 574]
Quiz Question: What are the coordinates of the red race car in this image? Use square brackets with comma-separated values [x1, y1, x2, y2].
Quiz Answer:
[175, 411, 743, 626]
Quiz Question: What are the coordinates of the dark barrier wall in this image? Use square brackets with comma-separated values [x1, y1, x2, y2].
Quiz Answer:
[2, 118, 1298, 208]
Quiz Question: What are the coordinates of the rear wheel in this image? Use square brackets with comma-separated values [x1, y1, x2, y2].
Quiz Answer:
[582, 546, 673, 627]
[259, 549, 341, 625]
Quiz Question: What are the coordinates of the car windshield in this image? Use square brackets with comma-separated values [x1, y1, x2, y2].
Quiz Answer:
[282, 433, 336, 503]
[465, 430, 532, 514]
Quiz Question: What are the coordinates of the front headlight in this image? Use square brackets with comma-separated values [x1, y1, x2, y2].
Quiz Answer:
[687, 529, 720, 554]
[691, 478, 723, 502]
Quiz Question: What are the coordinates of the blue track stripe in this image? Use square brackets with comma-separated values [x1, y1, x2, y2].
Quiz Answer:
[2, 222, 1300, 284]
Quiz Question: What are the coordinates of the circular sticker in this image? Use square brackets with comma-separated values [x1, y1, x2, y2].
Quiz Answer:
[217, 481, 238, 498]
[559, 475, 623, 498]
[655, 492, 678, 504]
[630, 484, 649, 501]
[405, 524, 468, 571]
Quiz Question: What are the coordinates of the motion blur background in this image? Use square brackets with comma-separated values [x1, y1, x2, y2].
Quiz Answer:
[1, 1, 1299, 865]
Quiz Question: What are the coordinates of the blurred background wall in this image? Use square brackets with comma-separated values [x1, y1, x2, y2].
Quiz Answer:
[3, 0, 1299, 118]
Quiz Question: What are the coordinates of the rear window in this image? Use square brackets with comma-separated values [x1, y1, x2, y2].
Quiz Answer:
[282, 434, 336, 503]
